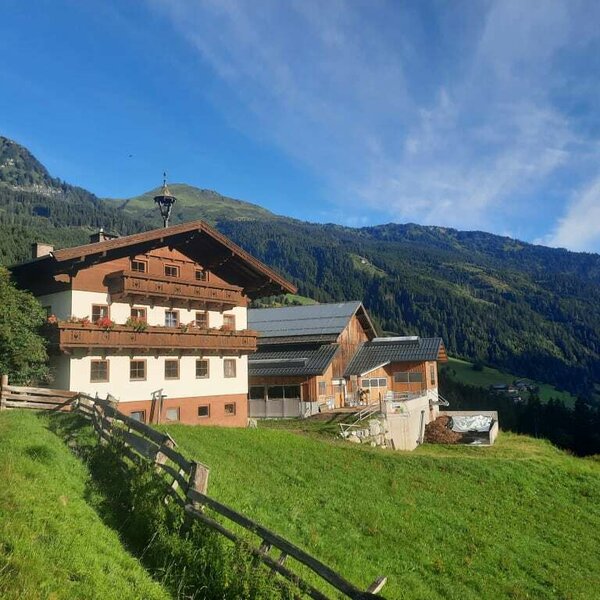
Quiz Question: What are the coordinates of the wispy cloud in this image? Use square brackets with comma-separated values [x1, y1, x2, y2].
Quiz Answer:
[146, 0, 600, 251]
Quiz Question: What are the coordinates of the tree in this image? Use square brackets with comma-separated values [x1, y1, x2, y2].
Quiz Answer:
[0, 267, 48, 383]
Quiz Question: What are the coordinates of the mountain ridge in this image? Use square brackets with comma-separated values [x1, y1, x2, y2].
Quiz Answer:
[1, 135, 599, 399]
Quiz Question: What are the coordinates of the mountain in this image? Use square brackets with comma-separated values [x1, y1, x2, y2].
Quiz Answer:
[110, 183, 277, 228]
[1, 135, 599, 399]
[0, 136, 148, 265]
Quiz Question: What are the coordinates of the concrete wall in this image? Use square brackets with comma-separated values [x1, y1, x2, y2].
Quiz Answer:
[384, 394, 435, 451]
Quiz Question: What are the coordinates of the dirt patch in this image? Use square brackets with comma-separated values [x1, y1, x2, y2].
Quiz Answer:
[424, 416, 464, 444]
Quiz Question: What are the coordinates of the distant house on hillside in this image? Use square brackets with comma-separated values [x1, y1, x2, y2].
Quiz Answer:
[10, 220, 295, 426]
[247, 302, 377, 417]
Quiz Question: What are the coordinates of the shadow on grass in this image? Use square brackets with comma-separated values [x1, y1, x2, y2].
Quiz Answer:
[46, 412, 292, 600]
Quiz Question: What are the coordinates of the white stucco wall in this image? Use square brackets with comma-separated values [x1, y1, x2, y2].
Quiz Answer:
[37, 291, 72, 320]
[68, 290, 247, 329]
[68, 354, 248, 402]
[385, 394, 435, 451]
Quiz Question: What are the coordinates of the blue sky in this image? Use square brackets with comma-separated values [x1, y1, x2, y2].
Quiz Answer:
[1, 1, 600, 252]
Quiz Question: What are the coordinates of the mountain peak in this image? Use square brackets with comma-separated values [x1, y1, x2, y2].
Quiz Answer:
[0, 136, 59, 192]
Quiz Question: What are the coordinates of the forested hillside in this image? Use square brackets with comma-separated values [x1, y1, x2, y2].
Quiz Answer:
[1, 135, 599, 399]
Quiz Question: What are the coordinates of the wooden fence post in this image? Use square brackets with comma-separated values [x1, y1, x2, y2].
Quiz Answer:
[181, 461, 210, 534]
[0, 374, 7, 411]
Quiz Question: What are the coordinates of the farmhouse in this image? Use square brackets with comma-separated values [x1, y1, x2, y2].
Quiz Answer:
[10, 219, 295, 426]
[247, 302, 377, 417]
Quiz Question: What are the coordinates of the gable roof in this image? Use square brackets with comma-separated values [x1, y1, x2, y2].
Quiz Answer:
[248, 301, 377, 345]
[10, 219, 296, 299]
[344, 336, 448, 376]
[249, 344, 340, 377]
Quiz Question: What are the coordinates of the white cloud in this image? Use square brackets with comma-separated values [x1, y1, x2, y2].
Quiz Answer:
[145, 0, 600, 250]
[541, 177, 600, 251]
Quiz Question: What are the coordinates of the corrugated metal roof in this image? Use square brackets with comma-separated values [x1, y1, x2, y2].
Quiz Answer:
[344, 337, 446, 376]
[249, 344, 340, 377]
[248, 301, 371, 340]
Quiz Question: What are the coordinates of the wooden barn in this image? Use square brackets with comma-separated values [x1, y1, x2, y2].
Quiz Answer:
[247, 302, 377, 417]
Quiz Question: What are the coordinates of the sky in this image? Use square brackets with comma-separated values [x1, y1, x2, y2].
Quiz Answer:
[1, 0, 600, 253]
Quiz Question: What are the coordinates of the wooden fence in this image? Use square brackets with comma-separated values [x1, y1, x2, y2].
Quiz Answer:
[0, 377, 387, 600]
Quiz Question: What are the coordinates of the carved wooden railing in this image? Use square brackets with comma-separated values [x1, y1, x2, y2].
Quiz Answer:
[46, 322, 257, 354]
[106, 270, 244, 309]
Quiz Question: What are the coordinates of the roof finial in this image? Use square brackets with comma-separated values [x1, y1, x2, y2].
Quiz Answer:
[154, 171, 177, 228]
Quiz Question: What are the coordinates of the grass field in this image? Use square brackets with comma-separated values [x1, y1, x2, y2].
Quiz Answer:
[0, 411, 169, 600]
[163, 422, 600, 600]
[443, 357, 577, 405]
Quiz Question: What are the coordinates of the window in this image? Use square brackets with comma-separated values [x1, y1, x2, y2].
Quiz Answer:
[131, 259, 147, 273]
[165, 359, 180, 379]
[165, 310, 179, 327]
[361, 378, 387, 388]
[198, 405, 210, 418]
[195, 269, 208, 282]
[166, 407, 180, 422]
[393, 371, 423, 383]
[249, 386, 265, 400]
[430, 364, 436, 385]
[318, 381, 326, 396]
[92, 304, 109, 322]
[222, 314, 236, 331]
[130, 307, 147, 322]
[164, 264, 179, 278]
[130, 410, 146, 423]
[195, 311, 208, 329]
[90, 360, 109, 382]
[130, 360, 146, 381]
[224, 359, 236, 378]
[196, 359, 209, 379]
[267, 385, 301, 400]
[224, 403, 236, 416]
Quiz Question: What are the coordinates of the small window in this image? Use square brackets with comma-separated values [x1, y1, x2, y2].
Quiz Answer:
[92, 304, 109, 322]
[90, 359, 109, 382]
[222, 314, 236, 331]
[195, 311, 208, 329]
[379, 378, 387, 388]
[394, 372, 410, 383]
[166, 407, 180, 422]
[198, 405, 210, 418]
[430, 364, 436, 385]
[131, 259, 147, 273]
[224, 359, 237, 378]
[285, 385, 301, 399]
[318, 381, 326, 396]
[224, 403, 236, 416]
[130, 307, 147, 322]
[249, 386, 265, 400]
[165, 310, 179, 327]
[196, 359, 209, 379]
[268, 385, 284, 400]
[394, 371, 423, 383]
[195, 269, 208, 282]
[165, 359, 180, 379]
[411, 372, 423, 383]
[130, 410, 146, 423]
[164, 264, 179, 278]
[130, 360, 146, 381]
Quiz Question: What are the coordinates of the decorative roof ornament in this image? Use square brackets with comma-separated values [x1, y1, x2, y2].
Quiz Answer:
[154, 171, 177, 228]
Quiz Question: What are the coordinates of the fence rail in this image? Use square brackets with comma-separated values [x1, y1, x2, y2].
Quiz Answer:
[0, 375, 387, 600]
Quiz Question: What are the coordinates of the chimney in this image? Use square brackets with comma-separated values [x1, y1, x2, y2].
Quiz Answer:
[89, 228, 119, 244]
[31, 242, 54, 259]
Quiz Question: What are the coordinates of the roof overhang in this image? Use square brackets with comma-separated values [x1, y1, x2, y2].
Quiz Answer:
[10, 219, 296, 299]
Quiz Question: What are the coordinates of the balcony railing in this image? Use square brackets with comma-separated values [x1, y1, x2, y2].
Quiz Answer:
[105, 270, 245, 310]
[46, 322, 257, 355]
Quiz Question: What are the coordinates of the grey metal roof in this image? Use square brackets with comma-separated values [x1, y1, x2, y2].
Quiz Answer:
[249, 344, 340, 377]
[344, 337, 446, 376]
[248, 301, 376, 342]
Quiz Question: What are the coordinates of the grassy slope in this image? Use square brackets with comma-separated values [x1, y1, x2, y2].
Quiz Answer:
[162, 424, 600, 600]
[444, 357, 577, 405]
[0, 411, 169, 600]
[111, 183, 277, 227]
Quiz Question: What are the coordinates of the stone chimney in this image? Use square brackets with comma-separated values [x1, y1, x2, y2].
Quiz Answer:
[31, 242, 54, 259]
[89, 228, 119, 244]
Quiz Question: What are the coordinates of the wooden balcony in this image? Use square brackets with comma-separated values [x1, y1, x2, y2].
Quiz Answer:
[46, 322, 257, 355]
[105, 270, 244, 310]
